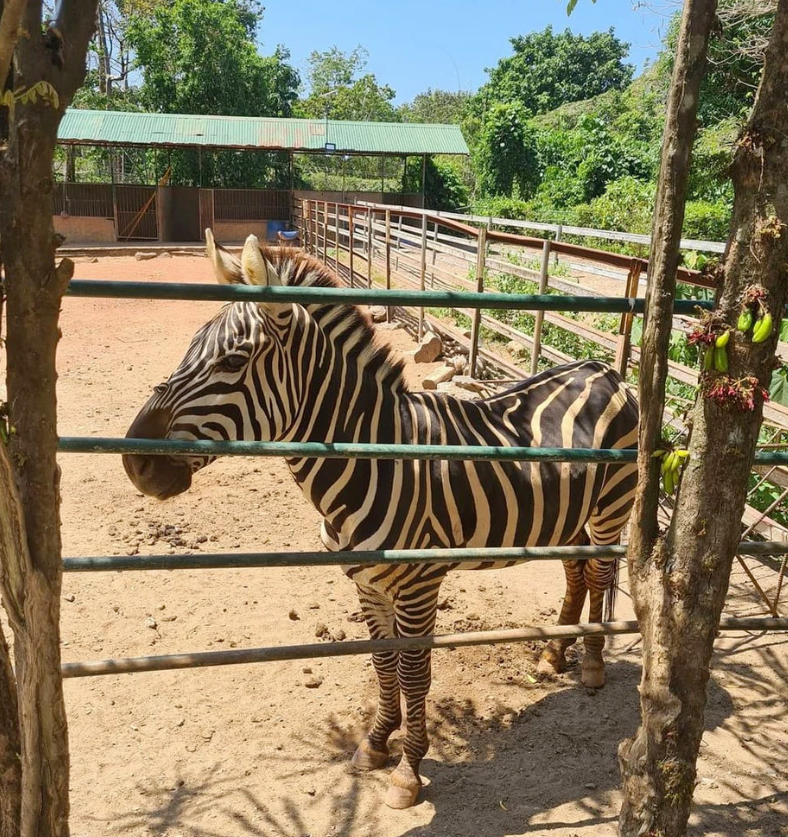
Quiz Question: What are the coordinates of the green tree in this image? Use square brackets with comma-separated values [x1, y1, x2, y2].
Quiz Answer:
[125, 0, 298, 186]
[475, 102, 538, 197]
[298, 46, 398, 121]
[399, 89, 472, 124]
[481, 25, 633, 116]
[403, 156, 469, 211]
[127, 0, 298, 117]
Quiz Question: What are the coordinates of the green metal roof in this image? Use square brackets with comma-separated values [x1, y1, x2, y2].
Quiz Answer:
[57, 109, 469, 156]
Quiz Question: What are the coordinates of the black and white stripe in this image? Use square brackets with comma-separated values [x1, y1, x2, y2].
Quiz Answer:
[125, 237, 639, 808]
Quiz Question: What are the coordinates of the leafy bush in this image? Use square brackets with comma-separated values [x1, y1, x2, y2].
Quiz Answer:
[475, 102, 539, 198]
[403, 157, 469, 211]
[682, 200, 731, 242]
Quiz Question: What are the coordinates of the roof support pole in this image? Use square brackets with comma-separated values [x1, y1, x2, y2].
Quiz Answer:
[421, 154, 427, 207]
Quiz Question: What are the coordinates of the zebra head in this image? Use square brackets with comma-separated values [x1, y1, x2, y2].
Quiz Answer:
[123, 230, 305, 499]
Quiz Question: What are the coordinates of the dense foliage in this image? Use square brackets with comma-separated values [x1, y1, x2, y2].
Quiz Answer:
[68, 3, 769, 227]
[480, 26, 633, 116]
[297, 46, 398, 122]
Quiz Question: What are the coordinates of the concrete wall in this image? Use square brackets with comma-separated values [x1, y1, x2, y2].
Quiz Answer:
[54, 215, 116, 244]
[213, 220, 283, 243]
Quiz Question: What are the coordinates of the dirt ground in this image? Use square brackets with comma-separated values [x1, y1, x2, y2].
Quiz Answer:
[5, 252, 788, 837]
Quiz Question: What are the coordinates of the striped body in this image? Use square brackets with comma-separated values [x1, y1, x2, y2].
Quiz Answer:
[123, 239, 638, 808]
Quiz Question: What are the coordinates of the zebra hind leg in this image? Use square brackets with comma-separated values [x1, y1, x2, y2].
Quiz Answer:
[385, 583, 442, 809]
[351, 586, 401, 772]
[537, 556, 588, 676]
[580, 556, 616, 689]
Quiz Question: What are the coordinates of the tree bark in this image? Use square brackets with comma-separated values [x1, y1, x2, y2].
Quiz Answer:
[619, 3, 788, 836]
[0, 1, 97, 835]
[0, 621, 20, 837]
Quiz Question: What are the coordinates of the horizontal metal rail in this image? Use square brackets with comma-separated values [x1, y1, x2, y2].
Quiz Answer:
[56, 437, 788, 465]
[65, 280, 745, 315]
[60, 616, 788, 679]
[61, 540, 788, 573]
[64, 544, 626, 571]
[59, 438, 637, 461]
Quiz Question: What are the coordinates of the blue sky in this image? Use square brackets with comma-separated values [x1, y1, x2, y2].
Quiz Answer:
[258, 0, 677, 104]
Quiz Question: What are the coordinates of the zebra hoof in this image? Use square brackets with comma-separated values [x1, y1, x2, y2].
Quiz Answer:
[581, 658, 606, 689]
[351, 737, 390, 771]
[537, 644, 567, 675]
[386, 768, 421, 809]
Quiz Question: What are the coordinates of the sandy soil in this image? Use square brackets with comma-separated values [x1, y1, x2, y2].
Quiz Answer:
[5, 252, 787, 837]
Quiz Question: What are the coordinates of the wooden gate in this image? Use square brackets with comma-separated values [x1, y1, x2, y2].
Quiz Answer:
[115, 185, 158, 240]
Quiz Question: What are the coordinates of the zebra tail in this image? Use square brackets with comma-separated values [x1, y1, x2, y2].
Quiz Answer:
[604, 557, 619, 623]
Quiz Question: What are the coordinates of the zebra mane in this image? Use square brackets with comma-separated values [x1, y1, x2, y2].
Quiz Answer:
[265, 246, 408, 392]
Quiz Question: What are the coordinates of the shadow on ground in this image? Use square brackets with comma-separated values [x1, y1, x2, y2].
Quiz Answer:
[106, 639, 788, 837]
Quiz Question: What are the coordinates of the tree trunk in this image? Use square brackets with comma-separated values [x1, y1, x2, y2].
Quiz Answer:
[0, 621, 20, 837]
[0, 2, 97, 835]
[619, 3, 788, 836]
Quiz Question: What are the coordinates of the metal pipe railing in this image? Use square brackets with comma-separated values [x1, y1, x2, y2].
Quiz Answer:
[66, 280, 751, 315]
[57, 437, 788, 465]
[61, 541, 788, 573]
[61, 616, 788, 679]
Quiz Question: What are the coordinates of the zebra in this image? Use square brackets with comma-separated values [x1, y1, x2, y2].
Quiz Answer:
[123, 232, 639, 809]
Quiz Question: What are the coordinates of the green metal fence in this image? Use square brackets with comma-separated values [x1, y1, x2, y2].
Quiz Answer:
[58, 278, 788, 678]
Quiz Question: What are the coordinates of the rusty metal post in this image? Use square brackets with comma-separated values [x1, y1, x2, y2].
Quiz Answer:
[335, 202, 340, 264]
[469, 226, 487, 378]
[385, 209, 392, 322]
[530, 239, 551, 375]
[395, 213, 403, 271]
[430, 219, 439, 288]
[614, 260, 643, 376]
[367, 206, 373, 288]
[322, 200, 328, 263]
[348, 205, 355, 287]
[418, 212, 428, 340]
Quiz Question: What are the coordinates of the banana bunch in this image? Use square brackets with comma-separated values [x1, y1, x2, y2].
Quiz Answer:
[703, 330, 730, 372]
[654, 448, 689, 495]
[737, 303, 773, 343]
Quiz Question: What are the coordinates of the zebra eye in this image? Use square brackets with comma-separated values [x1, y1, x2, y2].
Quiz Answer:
[216, 353, 248, 373]
[154, 382, 168, 395]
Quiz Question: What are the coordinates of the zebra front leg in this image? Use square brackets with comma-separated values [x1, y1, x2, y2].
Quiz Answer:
[537, 557, 588, 676]
[580, 557, 616, 689]
[385, 584, 442, 809]
[352, 586, 401, 772]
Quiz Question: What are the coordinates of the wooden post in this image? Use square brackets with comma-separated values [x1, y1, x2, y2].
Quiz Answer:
[367, 206, 373, 288]
[615, 260, 643, 377]
[348, 205, 355, 288]
[530, 239, 551, 376]
[554, 224, 562, 266]
[312, 200, 319, 256]
[322, 200, 328, 264]
[395, 213, 403, 271]
[385, 209, 392, 323]
[430, 220, 439, 288]
[418, 212, 428, 340]
[469, 226, 487, 379]
[303, 201, 310, 252]
[335, 202, 340, 265]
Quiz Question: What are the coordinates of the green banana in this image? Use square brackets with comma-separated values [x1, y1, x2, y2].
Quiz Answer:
[737, 310, 753, 333]
[715, 330, 731, 348]
[714, 345, 729, 372]
[663, 466, 675, 495]
[752, 312, 774, 343]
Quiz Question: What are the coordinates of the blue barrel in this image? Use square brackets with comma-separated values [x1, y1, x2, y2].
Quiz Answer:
[266, 220, 287, 241]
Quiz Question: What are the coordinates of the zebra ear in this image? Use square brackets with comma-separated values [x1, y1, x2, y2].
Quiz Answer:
[241, 234, 281, 288]
[205, 228, 243, 285]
